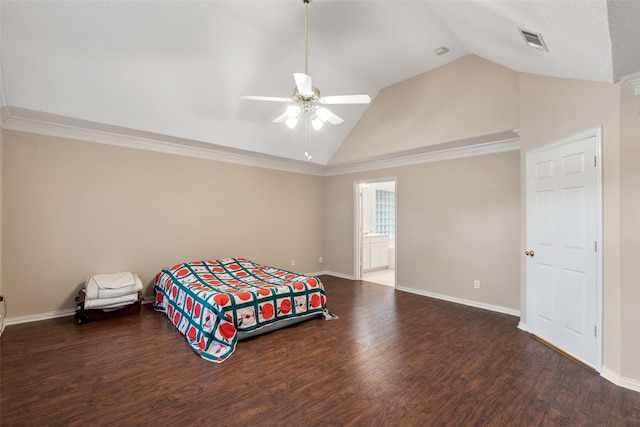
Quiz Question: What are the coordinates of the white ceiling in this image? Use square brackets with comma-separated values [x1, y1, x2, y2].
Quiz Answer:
[1, 0, 638, 165]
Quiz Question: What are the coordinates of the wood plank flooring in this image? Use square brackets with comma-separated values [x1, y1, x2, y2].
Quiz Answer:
[2, 276, 639, 426]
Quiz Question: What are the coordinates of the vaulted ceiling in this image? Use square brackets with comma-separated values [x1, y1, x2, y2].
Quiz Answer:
[1, 1, 639, 165]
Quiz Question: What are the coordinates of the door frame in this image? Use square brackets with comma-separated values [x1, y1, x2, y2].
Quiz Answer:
[524, 126, 603, 371]
[353, 178, 397, 282]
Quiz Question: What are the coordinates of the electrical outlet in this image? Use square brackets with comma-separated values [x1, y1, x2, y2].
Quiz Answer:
[291, 259, 295, 266]
[474, 280, 480, 289]
[319, 256, 323, 263]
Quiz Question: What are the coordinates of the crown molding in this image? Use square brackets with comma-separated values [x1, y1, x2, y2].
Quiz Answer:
[324, 136, 520, 176]
[621, 70, 640, 96]
[1, 107, 521, 176]
[1, 107, 326, 176]
[0, 106, 10, 126]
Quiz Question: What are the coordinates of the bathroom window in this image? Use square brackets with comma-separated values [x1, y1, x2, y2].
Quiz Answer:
[376, 190, 395, 237]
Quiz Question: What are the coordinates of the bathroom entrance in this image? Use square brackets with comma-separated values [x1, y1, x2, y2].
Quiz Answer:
[355, 179, 396, 287]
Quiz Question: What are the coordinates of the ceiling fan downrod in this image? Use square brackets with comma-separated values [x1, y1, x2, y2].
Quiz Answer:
[303, 0, 310, 75]
[240, 0, 370, 143]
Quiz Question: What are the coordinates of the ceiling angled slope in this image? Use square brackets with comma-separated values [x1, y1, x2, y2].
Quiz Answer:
[607, 0, 640, 82]
[0, 1, 637, 167]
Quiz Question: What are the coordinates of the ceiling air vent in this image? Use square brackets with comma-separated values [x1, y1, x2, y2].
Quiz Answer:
[519, 28, 548, 52]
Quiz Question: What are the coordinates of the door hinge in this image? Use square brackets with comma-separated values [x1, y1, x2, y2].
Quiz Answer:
[594, 156, 597, 167]
[595, 241, 597, 252]
[594, 325, 597, 337]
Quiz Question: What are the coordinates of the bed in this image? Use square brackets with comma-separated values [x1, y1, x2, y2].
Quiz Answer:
[153, 257, 336, 362]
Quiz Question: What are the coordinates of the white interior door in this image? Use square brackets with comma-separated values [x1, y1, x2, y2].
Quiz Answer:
[526, 130, 601, 369]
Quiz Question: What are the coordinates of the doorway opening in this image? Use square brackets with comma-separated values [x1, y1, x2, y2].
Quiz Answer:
[355, 179, 396, 287]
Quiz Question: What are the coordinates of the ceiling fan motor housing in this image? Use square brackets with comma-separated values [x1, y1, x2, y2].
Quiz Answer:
[293, 86, 320, 112]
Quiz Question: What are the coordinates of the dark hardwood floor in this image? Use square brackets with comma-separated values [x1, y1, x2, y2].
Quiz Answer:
[2, 276, 639, 426]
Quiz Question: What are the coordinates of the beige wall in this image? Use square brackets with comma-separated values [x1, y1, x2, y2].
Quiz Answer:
[327, 57, 640, 387]
[2, 54, 639, 387]
[0, 129, 3, 303]
[517, 73, 637, 381]
[619, 83, 640, 381]
[330, 55, 519, 164]
[325, 151, 521, 311]
[326, 55, 522, 311]
[2, 130, 325, 317]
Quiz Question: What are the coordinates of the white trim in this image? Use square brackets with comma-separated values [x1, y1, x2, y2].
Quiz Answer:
[0, 59, 7, 108]
[1, 114, 327, 177]
[594, 128, 604, 372]
[396, 285, 521, 317]
[304, 271, 328, 277]
[323, 271, 355, 280]
[0, 107, 9, 126]
[524, 126, 603, 372]
[354, 181, 363, 281]
[526, 126, 602, 155]
[601, 367, 640, 393]
[1, 107, 521, 176]
[621, 70, 640, 96]
[4, 298, 155, 328]
[352, 178, 397, 282]
[4, 308, 77, 326]
[4, 278, 639, 394]
[517, 321, 528, 331]
[325, 139, 520, 176]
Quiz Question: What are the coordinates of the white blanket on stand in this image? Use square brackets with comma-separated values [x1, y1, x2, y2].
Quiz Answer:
[83, 293, 140, 310]
[85, 274, 143, 300]
[88, 272, 136, 289]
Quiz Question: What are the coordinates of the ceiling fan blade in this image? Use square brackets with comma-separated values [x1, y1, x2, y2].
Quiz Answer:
[324, 110, 344, 125]
[293, 73, 313, 96]
[272, 112, 289, 123]
[320, 94, 371, 105]
[316, 106, 344, 125]
[241, 95, 291, 102]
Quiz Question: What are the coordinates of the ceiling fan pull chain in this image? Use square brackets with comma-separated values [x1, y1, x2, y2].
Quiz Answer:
[304, 116, 312, 162]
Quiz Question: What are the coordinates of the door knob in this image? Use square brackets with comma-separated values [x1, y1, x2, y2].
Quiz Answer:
[525, 250, 535, 257]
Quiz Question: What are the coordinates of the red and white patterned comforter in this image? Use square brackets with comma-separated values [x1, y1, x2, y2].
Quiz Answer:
[154, 258, 335, 362]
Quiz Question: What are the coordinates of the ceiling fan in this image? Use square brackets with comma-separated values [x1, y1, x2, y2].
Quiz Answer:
[241, 0, 371, 132]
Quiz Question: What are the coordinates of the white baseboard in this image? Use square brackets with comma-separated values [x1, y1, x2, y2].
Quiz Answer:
[3, 281, 640, 395]
[395, 285, 521, 317]
[319, 274, 520, 317]
[4, 308, 77, 327]
[3, 297, 155, 329]
[306, 270, 328, 277]
[601, 367, 640, 393]
[321, 271, 355, 280]
[394, 287, 640, 393]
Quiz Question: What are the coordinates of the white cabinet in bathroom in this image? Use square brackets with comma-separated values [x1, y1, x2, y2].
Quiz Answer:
[362, 234, 389, 272]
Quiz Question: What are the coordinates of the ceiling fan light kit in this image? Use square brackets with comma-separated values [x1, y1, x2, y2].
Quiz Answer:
[311, 116, 323, 130]
[285, 116, 299, 130]
[241, 0, 371, 160]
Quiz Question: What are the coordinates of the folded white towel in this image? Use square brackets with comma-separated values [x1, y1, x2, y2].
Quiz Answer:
[87, 272, 136, 289]
[85, 274, 143, 300]
[83, 293, 140, 310]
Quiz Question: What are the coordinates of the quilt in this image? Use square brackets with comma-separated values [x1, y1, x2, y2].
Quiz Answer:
[154, 258, 336, 362]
